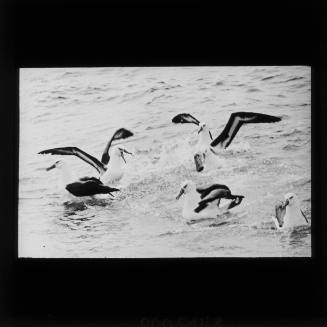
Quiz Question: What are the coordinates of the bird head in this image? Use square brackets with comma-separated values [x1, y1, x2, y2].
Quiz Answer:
[113, 147, 133, 163]
[198, 122, 207, 134]
[46, 160, 64, 171]
[284, 192, 298, 207]
[176, 180, 195, 200]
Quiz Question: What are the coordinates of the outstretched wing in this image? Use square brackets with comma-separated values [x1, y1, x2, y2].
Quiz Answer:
[101, 128, 133, 165]
[172, 113, 200, 126]
[38, 147, 106, 174]
[210, 112, 281, 148]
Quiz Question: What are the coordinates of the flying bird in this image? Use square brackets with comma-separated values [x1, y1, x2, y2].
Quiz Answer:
[39, 128, 133, 185]
[172, 112, 281, 172]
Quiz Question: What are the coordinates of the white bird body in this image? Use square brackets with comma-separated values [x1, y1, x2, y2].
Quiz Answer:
[181, 184, 203, 220]
[195, 124, 222, 170]
[272, 193, 308, 230]
[196, 124, 212, 152]
[101, 147, 126, 185]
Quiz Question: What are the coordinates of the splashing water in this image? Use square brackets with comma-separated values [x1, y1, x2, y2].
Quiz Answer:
[19, 66, 311, 257]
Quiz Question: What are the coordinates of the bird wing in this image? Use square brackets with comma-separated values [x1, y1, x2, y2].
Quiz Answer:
[171, 113, 200, 125]
[210, 112, 281, 148]
[38, 147, 106, 174]
[194, 188, 232, 213]
[196, 184, 230, 199]
[65, 181, 120, 197]
[101, 128, 133, 165]
[78, 176, 102, 184]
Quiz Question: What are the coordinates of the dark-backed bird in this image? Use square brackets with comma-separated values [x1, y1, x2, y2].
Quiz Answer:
[176, 180, 244, 221]
[172, 112, 281, 172]
[45, 159, 120, 198]
[39, 128, 133, 185]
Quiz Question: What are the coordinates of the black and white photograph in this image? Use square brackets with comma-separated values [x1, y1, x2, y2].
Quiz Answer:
[19, 66, 311, 258]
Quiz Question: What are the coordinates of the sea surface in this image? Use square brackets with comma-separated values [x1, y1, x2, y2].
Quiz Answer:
[19, 66, 311, 258]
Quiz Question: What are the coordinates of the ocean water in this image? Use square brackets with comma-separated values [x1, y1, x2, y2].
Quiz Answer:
[19, 66, 311, 258]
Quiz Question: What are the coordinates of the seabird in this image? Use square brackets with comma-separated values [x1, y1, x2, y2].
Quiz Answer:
[45, 159, 120, 198]
[38, 128, 133, 185]
[272, 193, 309, 230]
[172, 112, 281, 171]
[176, 180, 244, 221]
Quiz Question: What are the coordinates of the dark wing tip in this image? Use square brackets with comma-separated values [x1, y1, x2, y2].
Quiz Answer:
[120, 128, 134, 138]
[266, 115, 282, 123]
[250, 112, 282, 123]
[101, 153, 110, 165]
[172, 114, 183, 123]
[114, 128, 134, 139]
[171, 113, 200, 125]
[109, 187, 120, 192]
[235, 112, 282, 123]
[38, 149, 51, 154]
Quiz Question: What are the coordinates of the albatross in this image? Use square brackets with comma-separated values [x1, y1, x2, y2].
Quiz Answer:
[45, 159, 120, 198]
[272, 193, 309, 230]
[38, 128, 133, 185]
[176, 180, 244, 222]
[172, 112, 281, 172]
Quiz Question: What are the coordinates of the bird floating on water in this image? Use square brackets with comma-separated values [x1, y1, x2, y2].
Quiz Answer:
[176, 180, 244, 222]
[39, 128, 133, 185]
[272, 193, 309, 230]
[172, 112, 282, 172]
[45, 159, 120, 198]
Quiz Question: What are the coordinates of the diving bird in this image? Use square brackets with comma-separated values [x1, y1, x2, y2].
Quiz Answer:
[45, 159, 120, 198]
[172, 112, 282, 171]
[38, 128, 133, 185]
[272, 193, 309, 230]
[176, 180, 244, 221]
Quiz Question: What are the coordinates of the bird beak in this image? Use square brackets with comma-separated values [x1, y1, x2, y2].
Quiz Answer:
[300, 209, 309, 223]
[46, 163, 56, 171]
[123, 148, 133, 155]
[121, 151, 126, 163]
[120, 148, 133, 163]
[210, 147, 219, 156]
[176, 188, 184, 200]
